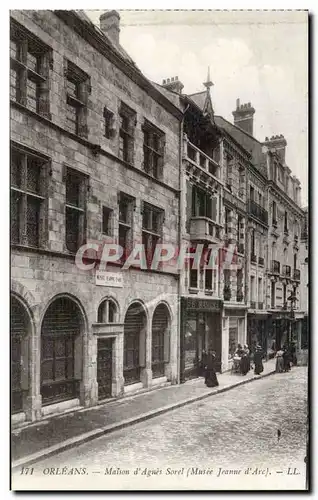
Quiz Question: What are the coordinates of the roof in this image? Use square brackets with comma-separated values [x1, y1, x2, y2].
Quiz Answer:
[187, 91, 206, 110]
[75, 10, 137, 67]
[214, 115, 268, 177]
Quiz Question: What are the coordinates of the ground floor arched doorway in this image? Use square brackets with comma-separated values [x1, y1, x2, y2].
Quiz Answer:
[123, 303, 147, 385]
[41, 296, 83, 405]
[151, 303, 170, 378]
[11, 295, 30, 414]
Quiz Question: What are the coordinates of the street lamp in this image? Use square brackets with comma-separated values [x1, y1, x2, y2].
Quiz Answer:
[287, 292, 298, 346]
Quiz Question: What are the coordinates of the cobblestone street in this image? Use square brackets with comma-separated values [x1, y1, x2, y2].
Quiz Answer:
[13, 367, 308, 490]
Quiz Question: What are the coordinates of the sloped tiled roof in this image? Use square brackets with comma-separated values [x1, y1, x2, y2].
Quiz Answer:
[214, 115, 267, 178]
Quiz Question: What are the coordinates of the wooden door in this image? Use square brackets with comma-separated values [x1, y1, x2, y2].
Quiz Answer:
[97, 338, 113, 400]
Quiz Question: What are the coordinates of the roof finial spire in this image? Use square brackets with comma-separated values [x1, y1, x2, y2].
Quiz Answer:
[203, 66, 214, 90]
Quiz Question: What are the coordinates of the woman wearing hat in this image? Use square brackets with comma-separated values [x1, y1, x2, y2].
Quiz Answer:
[254, 345, 264, 375]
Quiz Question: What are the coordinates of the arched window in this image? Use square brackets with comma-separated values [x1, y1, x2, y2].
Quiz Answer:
[97, 299, 118, 323]
[11, 296, 30, 414]
[41, 297, 82, 405]
[152, 303, 170, 378]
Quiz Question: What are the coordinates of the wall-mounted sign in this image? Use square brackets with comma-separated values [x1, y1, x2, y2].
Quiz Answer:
[182, 297, 222, 311]
[95, 271, 123, 288]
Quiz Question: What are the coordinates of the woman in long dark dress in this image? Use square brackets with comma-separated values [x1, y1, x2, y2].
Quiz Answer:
[240, 344, 250, 375]
[283, 345, 291, 372]
[205, 350, 219, 387]
[254, 345, 264, 375]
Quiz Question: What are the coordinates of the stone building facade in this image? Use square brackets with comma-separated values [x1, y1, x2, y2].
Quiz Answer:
[10, 10, 182, 424]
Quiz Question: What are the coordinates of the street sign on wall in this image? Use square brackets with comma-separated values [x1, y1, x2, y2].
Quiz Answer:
[95, 271, 123, 287]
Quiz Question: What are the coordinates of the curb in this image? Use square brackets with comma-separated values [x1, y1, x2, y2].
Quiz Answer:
[12, 369, 275, 472]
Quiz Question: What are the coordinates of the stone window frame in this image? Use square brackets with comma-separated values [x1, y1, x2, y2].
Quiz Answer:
[142, 119, 165, 180]
[103, 107, 115, 139]
[10, 18, 53, 118]
[64, 166, 89, 254]
[64, 59, 91, 138]
[119, 102, 136, 164]
[117, 191, 135, 263]
[10, 142, 50, 248]
[141, 201, 164, 268]
[97, 298, 119, 324]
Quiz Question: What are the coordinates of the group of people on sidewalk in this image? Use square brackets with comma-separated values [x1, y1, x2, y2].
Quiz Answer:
[275, 343, 297, 373]
[232, 343, 264, 376]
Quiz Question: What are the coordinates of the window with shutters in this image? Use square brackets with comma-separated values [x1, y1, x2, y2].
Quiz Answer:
[143, 120, 165, 179]
[10, 19, 52, 117]
[65, 167, 87, 253]
[119, 102, 136, 164]
[142, 202, 164, 268]
[65, 60, 90, 137]
[10, 145, 48, 247]
[118, 192, 135, 263]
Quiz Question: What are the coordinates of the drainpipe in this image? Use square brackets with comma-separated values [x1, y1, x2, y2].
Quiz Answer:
[176, 114, 184, 385]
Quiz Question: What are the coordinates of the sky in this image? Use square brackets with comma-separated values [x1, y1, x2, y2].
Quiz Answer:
[86, 10, 308, 206]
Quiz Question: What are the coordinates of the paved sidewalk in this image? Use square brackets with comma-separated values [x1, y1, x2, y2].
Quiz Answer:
[12, 358, 276, 468]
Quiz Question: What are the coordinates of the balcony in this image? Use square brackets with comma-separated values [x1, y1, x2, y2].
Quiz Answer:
[238, 243, 244, 254]
[258, 257, 264, 266]
[271, 260, 280, 274]
[251, 254, 257, 264]
[293, 269, 301, 281]
[186, 141, 220, 180]
[247, 199, 268, 225]
[190, 217, 221, 244]
[282, 265, 291, 278]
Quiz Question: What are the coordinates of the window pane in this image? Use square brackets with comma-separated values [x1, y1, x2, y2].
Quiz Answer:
[41, 360, 54, 382]
[26, 195, 40, 247]
[10, 68, 17, 101]
[27, 158, 41, 194]
[55, 359, 66, 381]
[10, 39, 17, 59]
[66, 206, 80, 253]
[108, 301, 116, 322]
[102, 207, 112, 234]
[66, 172, 81, 207]
[11, 151, 22, 188]
[66, 358, 74, 379]
[55, 337, 66, 357]
[11, 191, 21, 244]
[42, 338, 54, 359]
[26, 51, 38, 72]
[67, 78, 78, 98]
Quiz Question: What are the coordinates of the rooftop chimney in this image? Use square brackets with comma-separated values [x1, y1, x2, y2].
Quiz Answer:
[263, 134, 287, 164]
[232, 98, 255, 136]
[100, 10, 120, 46]
[162, 76, 184, 94]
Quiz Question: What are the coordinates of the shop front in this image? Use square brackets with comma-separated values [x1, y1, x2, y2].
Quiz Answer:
[180, 297, 223, 382]
[247, 314, 270, 356]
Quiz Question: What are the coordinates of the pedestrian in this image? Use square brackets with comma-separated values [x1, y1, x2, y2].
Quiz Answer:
[205, 349, 219, 388]
[240, 344, 250, 375]
[275, 348, 284, 373]
[254, 345, 264, 375]
[282, 345, 291, 372]
[290, 342, 298, 366]
[200, 349, 208, 377]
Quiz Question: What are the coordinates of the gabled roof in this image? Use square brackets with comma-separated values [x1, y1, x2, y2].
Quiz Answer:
[214, 115, 267, 177]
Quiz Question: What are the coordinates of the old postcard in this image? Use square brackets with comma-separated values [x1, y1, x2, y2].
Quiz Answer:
[10, 8, 309, 491]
